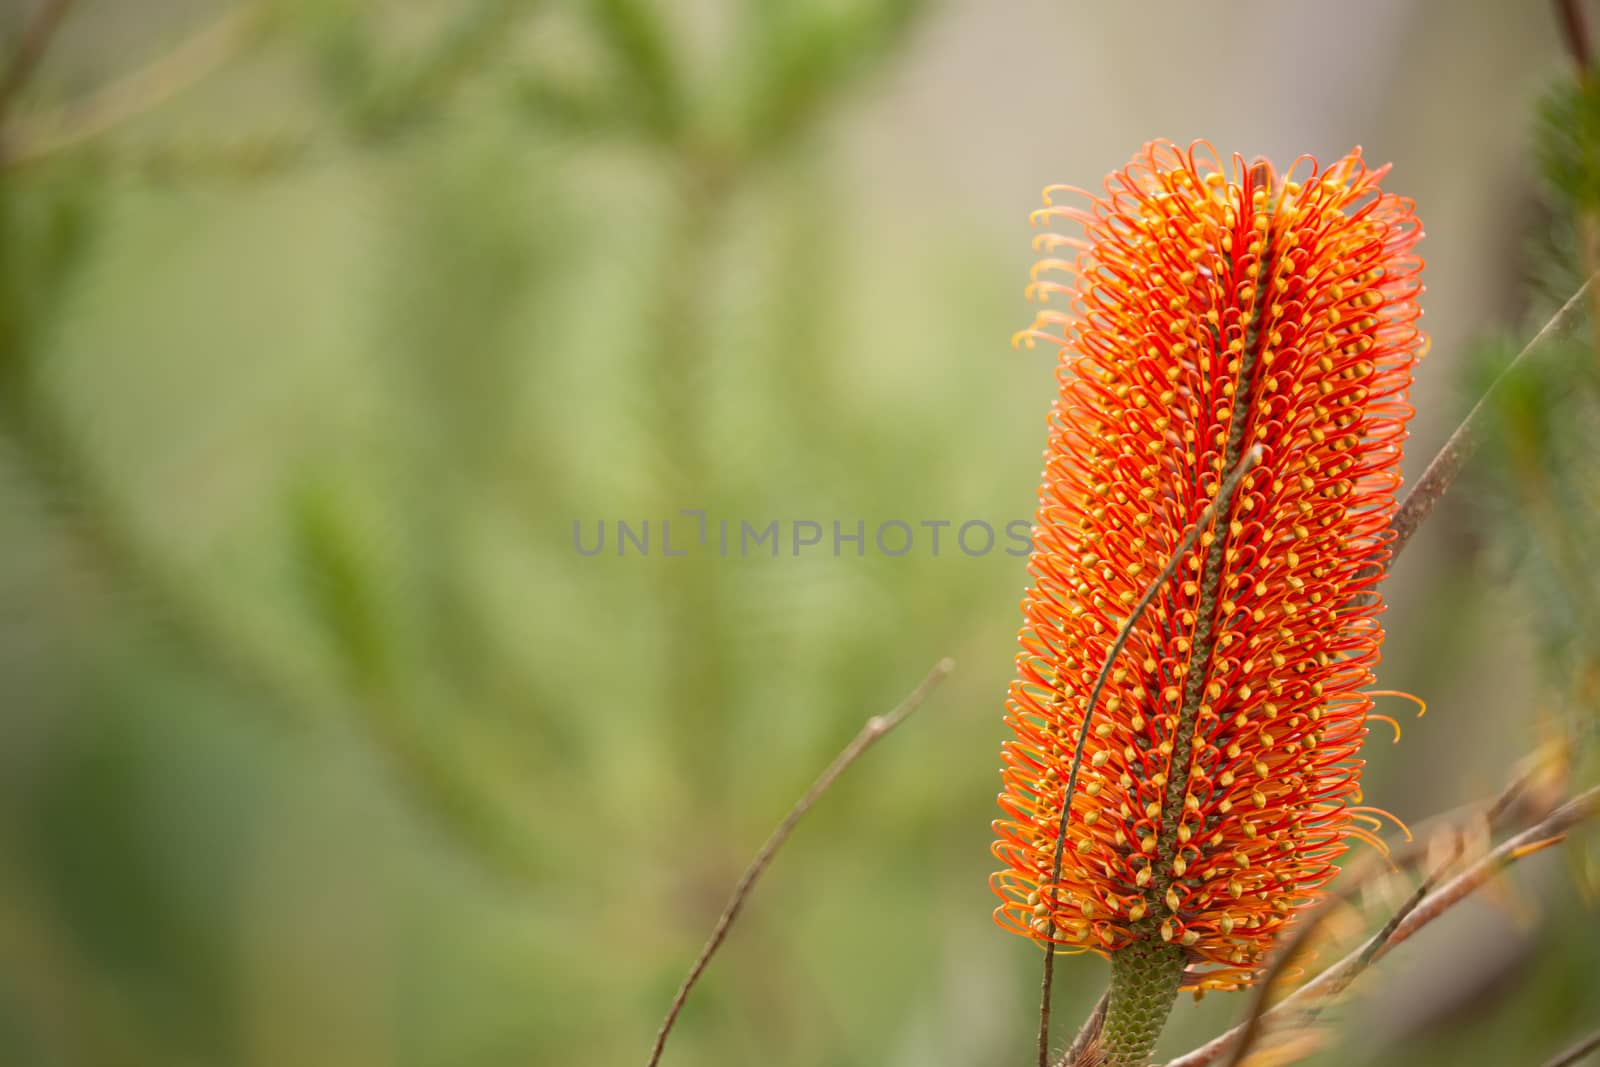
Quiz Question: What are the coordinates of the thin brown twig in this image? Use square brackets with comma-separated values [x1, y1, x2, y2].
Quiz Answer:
[1294, 839, 1465, 1035]
[1561, 0, 1600, 361]
[644, 657, 955, 1067]
[1353, 852, 1455, 971]
[1482, 758, 1543, 827]
[1381, 757, 1547, 871]
[1557, 0, 1594, 74]
[1542, 1027, 1600, 1067]
[1164, 784, 1600, 1067]
[1329, 754, 1564, 935]
[1036, 446, 1264, 1067]
[1219, 758, 1548, 1067]
[0, 0, 77, 118]
[1373, 273, 1596, 582]
[1, 3, 263, 168]
[1036, 925, 1057, 1064]
[1221, 840, 1459, 1067]
[1059, 988, 1110, 1067]
[1222, 878, 1369, 1062]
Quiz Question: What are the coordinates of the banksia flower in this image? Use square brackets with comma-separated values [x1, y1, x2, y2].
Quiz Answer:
[991, 141, 1424, 1064]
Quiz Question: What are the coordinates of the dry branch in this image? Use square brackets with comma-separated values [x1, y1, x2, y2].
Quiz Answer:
[1542, 1026, 1600, 1067]
[1382, 274, 1594, 572]
[0, 0, 77, 118]
[1, 3, 263, 168]
[1218, 759, 1552, 1067]
[1164, 784, 1600, 1067]
[1221, 840, 1461, 1067]
[1061, 989, 1110, 1067]
[644, 657, 955, 1067]
[1557, 0, 1594, 74]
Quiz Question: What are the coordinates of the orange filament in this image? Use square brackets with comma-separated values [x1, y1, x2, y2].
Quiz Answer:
[1368, 714, 1404, 743]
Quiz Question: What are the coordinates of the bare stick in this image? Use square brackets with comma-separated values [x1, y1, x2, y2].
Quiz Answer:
[1354, 849, 1455, 969]
[1218, 893, 1347, 1067]
[1222, 839, 1458, 1067]
[1, 3, 262, 168]
[1555, 0, 1600, 371]
[0, 0, 76, 118]
[1291, 836, 1466, 1045]
[1059, 988, 1110, 1067]
[1482, 759, 1543, 827]
[1036, 446, 1263, 1067]
[1164, 784, 1600, 1067]
[1216, 762, 1549, 1067]
[644, 657, 955, 1067]
[1543, 1027, 1600, 1067]
[1557, 0, 1594, 73]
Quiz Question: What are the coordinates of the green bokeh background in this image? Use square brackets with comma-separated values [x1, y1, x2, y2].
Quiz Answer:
[1, 2, 1597, 1065]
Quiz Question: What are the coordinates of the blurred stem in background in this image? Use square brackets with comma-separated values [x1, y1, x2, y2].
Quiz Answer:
[654, 161, 735, 791]
[534, 0, 937, 799]
[1554, 0, 1600, 352]
[1467, 1, 1600, 796]
[0, 0, 558, 885]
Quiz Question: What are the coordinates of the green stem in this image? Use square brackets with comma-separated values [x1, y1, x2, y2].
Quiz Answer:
[653, 159, 734, 790]
[1098, 940, 1185, 1067]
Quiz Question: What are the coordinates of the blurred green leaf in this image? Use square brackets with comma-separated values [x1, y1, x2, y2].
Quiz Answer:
[289, 471, 394, 691]
[295, 0, 539, 142]
[737, 0, 930, 162]
[1537, 74, 1600, 215]
[0, 168, 97, 402]
[583, 0, 685, 144]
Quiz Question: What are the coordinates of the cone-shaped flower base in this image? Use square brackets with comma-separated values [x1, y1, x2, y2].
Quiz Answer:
[1099, 940, 1185, 1067]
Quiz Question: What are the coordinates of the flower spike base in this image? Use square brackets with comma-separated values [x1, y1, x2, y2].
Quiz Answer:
[1100, 940, 1186, 1067]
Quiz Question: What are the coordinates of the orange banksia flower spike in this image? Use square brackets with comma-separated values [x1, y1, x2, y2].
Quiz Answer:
[990, 140, 1425, 1065]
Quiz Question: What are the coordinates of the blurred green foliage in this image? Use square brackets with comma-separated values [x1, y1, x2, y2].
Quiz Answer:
[1467, 69, 1600, 784]
[0, 3, 1046, 1065]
